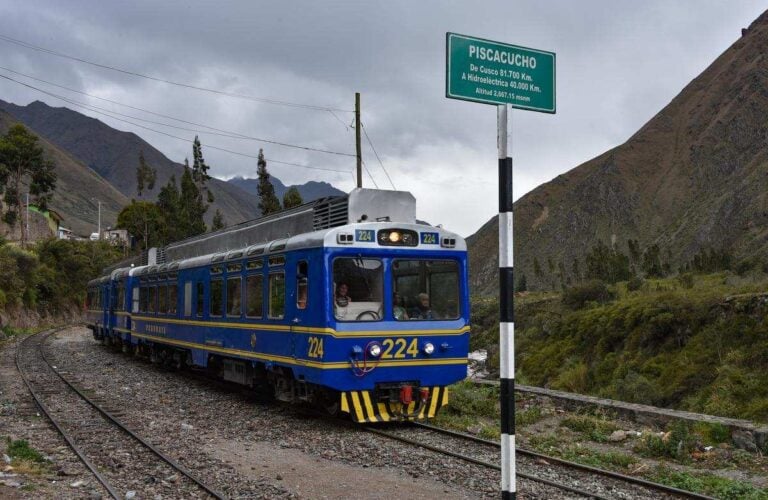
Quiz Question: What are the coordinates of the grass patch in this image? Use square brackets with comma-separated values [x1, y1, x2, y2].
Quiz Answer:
[561, 447, 637, 469]
[649, 466, 768, 499]
[515, 406, 543, 427]
[634, 421, 695, 462]
[560, 414, 618, 443]
[692, 421, 731, 445]
[6, 438, 46, 464]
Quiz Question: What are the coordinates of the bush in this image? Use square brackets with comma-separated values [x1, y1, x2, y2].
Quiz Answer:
[627, 275, 644, 291]
[562, 280, 615, 309]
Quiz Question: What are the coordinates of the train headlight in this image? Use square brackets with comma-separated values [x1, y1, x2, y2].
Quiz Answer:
[368, 342, 382, 358]
[388, 231, 401, 243]
[423, 342, 435, 355]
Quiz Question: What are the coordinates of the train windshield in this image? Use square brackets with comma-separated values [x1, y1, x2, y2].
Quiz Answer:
[333, 258, 383, 321]
[392, 260, 460, 320]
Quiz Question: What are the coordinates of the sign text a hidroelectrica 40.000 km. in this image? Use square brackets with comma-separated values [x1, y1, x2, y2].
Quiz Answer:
[446, 32, 555, 112]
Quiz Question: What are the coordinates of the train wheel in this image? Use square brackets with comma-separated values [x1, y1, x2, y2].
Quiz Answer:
[316, 389, 340, 416]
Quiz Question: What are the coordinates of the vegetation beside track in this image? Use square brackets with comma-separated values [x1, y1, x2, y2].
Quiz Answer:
[0, 239, 122, 328]
[471, 270, 768, 423]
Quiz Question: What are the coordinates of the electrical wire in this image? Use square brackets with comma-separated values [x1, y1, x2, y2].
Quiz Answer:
[0, 73, 352, 175]
[0, 33, 353, 113]
[0, 66, 355, 158]
[361, 121, 396, 190]
[360, 160, 379, 189]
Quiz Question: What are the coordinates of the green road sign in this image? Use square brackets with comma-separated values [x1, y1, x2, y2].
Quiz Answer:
[446, 33, 555, 113]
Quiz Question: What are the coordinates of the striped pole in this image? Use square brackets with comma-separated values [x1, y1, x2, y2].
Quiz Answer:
[498, 103, 515, 500]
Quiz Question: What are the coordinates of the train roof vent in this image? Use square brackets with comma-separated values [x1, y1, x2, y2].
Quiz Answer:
[313, 196, 349, 230]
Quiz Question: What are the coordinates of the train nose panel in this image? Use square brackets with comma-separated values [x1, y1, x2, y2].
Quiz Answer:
[340, 386, 449, 423]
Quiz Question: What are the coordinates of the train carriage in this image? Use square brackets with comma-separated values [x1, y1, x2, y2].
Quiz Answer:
[89, 189, 470, 423]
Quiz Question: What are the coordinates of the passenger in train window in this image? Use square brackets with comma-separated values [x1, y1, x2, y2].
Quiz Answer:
[297, 278, 308, 310]
[411, 292, 436, 320]
[335, 282, 352, 307]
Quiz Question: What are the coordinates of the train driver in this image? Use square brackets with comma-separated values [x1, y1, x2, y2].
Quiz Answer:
[411, 292, 436, 320]
[335, 282, 352, 307]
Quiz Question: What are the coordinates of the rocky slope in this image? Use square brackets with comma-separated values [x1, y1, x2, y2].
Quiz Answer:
[469, 9, 768, 293]
[0, 110, 128, 236]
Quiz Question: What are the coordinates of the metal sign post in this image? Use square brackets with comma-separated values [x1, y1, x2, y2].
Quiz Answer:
[497, 103, 515, 500]
[446, 32, 555, 500]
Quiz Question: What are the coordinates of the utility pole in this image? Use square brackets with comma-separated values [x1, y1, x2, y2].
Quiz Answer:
[355, 92, 362, 188]
[25, 192, 29, 247]
[97, 201, 102, 239]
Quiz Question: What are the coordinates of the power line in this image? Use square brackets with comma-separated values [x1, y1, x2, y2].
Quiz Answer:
[361, 121, 396, 190]
[361, 160, 379, 189]
[0, 74, 352, 175]
[0, 66, 355, 158]
[0, 33, 353, 113]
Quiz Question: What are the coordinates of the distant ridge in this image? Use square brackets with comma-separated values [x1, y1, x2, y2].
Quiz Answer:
[468, 9, 768, 293]
[0, 110, 128, 236]
[227, 176, 345, 203]
[0, 100, 263, 225]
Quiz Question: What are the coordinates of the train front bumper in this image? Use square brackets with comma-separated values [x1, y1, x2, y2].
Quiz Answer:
[340, 386, 449, 423]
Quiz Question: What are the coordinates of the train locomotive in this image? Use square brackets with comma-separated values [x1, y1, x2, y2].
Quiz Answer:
[86, 189, 470, 423]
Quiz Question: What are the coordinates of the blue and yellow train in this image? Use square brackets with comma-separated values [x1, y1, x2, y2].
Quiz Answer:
[86, 189, 469, 423]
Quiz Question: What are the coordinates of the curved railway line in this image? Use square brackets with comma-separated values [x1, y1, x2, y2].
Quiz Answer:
[15, 327, 227, 500]
[365, 422, 715, 499]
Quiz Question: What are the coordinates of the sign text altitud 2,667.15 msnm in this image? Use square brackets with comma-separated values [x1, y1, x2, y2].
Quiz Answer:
[446, 32, 556, 113]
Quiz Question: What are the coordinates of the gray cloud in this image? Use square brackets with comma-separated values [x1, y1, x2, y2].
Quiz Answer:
[0, 0, 765, 235]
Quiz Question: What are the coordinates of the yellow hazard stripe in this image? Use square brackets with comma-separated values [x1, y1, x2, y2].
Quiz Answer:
[377, 402, 391, 422]
[349, 392, 366, 422]
[429, 386, 441, 417]
[341, 392, 349, 413]
[361, 392, 378, 423]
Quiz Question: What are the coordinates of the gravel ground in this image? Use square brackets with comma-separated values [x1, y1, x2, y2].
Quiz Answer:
[0, 330, 100, 499]
[381, 426, 684, 499]
[2, 326, 689, 499]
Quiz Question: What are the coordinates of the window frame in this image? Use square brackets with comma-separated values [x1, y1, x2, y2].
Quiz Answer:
[268, 271, 286, 320]
[210, 278, 224, 317]
[245, 273, 264, 319]
[391, 258, 461, 321]
[331, 256, 384, 323]
[226, 275, 242, 318]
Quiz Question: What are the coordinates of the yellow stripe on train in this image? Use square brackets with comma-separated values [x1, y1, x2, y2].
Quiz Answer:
[341, 387, 449, 423]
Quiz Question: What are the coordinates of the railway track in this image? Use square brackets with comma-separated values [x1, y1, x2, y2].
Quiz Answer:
[365, 422, 714, 499]
[15, 328, 227, 500]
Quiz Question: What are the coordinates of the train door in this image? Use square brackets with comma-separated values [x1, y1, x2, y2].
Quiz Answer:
[291, 260, 310, 358]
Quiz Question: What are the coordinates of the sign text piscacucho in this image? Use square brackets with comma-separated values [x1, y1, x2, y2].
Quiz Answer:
[446, 33, 555, 112]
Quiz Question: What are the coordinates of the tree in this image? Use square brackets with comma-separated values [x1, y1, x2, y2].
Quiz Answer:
[211, 209, 226, 231]
[191, 136, 214, 204]
[156, 175, 182, 243]
[116, 201, 165, 250]
[584, 240, 631, 284]
[282, 186, 303, 209]
[179, 163, 207, 237]
[0, 125, 57, 247]
[256, 149, 281, 215]
[135, 150, 156, 198]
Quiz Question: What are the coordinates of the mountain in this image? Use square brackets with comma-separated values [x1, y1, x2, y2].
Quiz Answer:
[0, 110, 129, 236]
[228, 176, 344, 203]
[468, 10, 768, 294]
[0, 100, 262, 225]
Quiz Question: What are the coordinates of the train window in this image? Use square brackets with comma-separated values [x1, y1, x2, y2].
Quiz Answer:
[210, 279, 224, 317]
[227, 277, 242, 317]
[184, 282, 192, 317]
[297, 261, 308, 310]
[392, 260, 460, 321]
[196, 282, 204, 317]
[227, 263, 242, 273]
[269, 255, 285, 267]
[247, 259, 263, 270]
[148, 286, 157, 314]
[139, 286, 148, 313]
[169, 284, 178, 315]
[158, 285, 168, 314]
[268, 272, 285, 319]
[246, 275, 264, 318]
[133, 287, 140, 313]
[332, 258, 383, 321]
[116, 284, 125, 311]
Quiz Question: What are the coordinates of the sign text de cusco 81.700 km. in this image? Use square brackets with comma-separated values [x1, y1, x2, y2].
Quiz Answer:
[446, 33, 555, 112]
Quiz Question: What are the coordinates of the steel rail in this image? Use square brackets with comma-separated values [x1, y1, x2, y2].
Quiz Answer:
[364, 426, 611, 500]
[413, 422, 715, 500]
[15, 327, 121, 499]
[17, 328, 227, 500]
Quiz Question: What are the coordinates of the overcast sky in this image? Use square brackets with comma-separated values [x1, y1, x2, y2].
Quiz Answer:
[0, 1, 765, 236]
